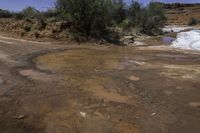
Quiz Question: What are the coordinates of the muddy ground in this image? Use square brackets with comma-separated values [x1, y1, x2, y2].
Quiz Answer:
[0, 35, 199, 133]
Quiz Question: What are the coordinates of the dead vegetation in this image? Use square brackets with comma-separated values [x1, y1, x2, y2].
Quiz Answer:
[164, 3, 200, 25]
[0, 18, 72, 41]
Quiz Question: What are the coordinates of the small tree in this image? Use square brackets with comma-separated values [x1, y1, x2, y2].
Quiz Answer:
[135, 2, 166, 35]
[128, 1, 142, 26]
[55, 0, 113, 37]
[0, 9, 12, 18]
[112, 0, 127, 24]
[188, 17, 199, 26]
[21, 7, 40, 19]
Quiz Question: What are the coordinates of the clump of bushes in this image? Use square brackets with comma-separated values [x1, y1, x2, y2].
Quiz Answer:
[23, 25, 32, 32]
[188, 17, 199, 26]
[0, 9, 12, 18]
[0, 0, 167, 42]
[129, 2, 166, 35]
[112, 0, 127, 25]
[55, 0, 114, 38]
[53, 0, 166, 37]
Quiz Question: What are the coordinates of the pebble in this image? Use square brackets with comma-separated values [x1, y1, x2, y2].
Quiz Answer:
[189, 102, 200, 107]
[128, 76, 140, 81]
[151, 113, 156, 116]
[80, 111, 87, 118]
[16, 114, 25, 119]
[164, 90, 172, 95]
[3, 80, 12, 85]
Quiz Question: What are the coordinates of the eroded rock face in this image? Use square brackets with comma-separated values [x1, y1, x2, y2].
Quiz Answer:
[164, 3, 200, 25]
[0, 18, 72, 40]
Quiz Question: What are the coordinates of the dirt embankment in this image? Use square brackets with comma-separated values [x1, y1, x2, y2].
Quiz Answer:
[0, 18, 72, 41]
[164, 3, 200, 25]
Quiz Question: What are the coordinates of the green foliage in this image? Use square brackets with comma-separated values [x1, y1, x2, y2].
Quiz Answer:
[120, 19, 130, 30]
[21, 7, 40, 19]
[23, 25, 32, 32]
[33, 31, 40, 38]
[0, 0, 167, 42]
[112, 0, 127, 24]
[0, 9, 12, 18]
[188, 17, 199, 26]
[42, 9, 56, 18]
[128, 1, 142, 26]
[13, 12, 24, 20]
[129, 2, 166, 35]
[55, 0, 113, 37]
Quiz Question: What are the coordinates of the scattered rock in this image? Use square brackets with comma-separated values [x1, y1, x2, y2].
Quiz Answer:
[129, 60, 146, 65]
[164, 90, 173, 95]
[151, 113, 156, 116]
[121, 35, 135, 45]
[80, 111, 87, 118]
[128, 76, 140, 81]
[134, 41, 145, 46]
[124, 36, 134, 40]
[189, 102, 200, 107]
[16, 114, 26, 119]
[3, 80, 12, 85]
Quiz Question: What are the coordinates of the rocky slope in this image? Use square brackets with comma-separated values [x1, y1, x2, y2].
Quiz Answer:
[0, 18, 72, 41]
[164, 3, 200, 25]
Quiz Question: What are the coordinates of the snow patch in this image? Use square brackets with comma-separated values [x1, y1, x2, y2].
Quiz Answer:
[172, 30, 200, 51]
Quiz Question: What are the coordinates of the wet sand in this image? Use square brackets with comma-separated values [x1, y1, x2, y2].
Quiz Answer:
[0, 36, 200, 133]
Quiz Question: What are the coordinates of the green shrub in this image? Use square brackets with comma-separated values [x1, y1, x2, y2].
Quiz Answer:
[21, 7, 40, 19]
[128, 2, 166, 35]
[55, 0, 113, 38]
[112, 0, 127, 24]
[23, 25, 32, 32]
[0, 9, 12, 18]
[120, 19, 130, 30]
[188, 17, 199, 26]
[13, 12, 24, 20]
[142, 2, 166, 35]
[42, 9, 57, 18]
[128, 1, 142, 26]
[34, 31, 40, 38]
[0, 0, 167, 43]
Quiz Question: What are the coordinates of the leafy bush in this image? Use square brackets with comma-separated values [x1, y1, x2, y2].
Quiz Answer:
[33, 31, 40, 38]
[21, 7, 40, 19]
[188, 17, 199, 26]
[0, 0, 167, 42]
[112, 0, 127, 24]
[42, 9, 57, 18]
[55, 0, 113, 37]
[13, 12, 24, 20]
[128, 1, 142, 26]
[0, 9, 12, 18]
[129, 2, 166, 35]
[23, 25, 32, 32]
[120, 19, 130, 30]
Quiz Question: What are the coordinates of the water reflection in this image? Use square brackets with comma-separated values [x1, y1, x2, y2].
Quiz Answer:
[163, 37, 175, 44]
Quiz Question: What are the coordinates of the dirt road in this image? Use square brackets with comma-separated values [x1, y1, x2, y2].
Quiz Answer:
[0, 35, 200, 133]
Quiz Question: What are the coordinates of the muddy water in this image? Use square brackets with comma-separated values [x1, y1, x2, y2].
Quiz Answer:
[34, 45, 200, 133]
[36, 48, 138, 104]
[162, 37, 175, 44]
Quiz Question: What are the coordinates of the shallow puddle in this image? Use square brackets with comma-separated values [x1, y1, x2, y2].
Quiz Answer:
[36, 48, 124, 73]
[35, 48, 139, 105]
[162, 37, 175, 44]
[34, 46, 200, 133]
